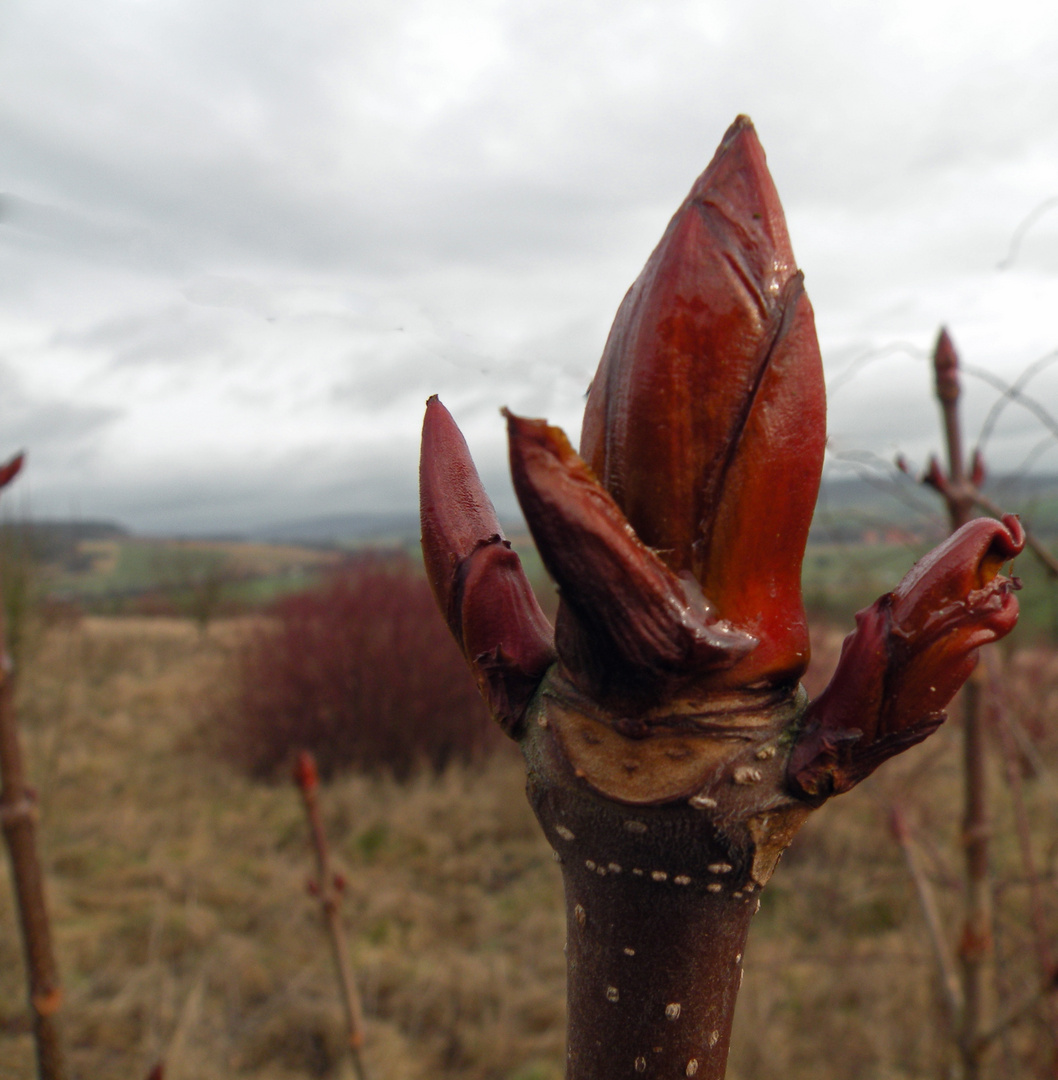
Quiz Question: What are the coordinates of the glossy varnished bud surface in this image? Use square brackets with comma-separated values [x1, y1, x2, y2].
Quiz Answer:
[579, 116, 825, 692]
[419, 396, 555, 734]
[788, 515, 1025, 801]
[505, 410, 755, 707]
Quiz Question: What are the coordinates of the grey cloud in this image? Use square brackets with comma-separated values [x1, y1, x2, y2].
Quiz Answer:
[0, 193, 152, 259]
[49, 432, 429, 535]
[53, 304, 233, 369]
[3, 0, 1054, 280]
[181, 275, 278, 320]
[0, 362, 123, 467]
[1, 0, 1056, 532]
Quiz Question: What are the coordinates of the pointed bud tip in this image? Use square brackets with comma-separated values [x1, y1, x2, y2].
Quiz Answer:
[933, 328, 960, 401]
[293, 750, 318, 792]
[420, 396, 505, 616]
[934, 326, 956, 360]
[970, 449, 986, 488]
[419, 399, 555, 735]
[922, 456, 947, 493]
[0, 452, 25, 490]
[719, 114, 756, 147]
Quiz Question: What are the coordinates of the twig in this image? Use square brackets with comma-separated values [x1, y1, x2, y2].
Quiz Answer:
[961, 362, 1058, 445]
[975, 348, 1058, 454]
[825, 340, 928, 395]
[891, 806, 964, 1031]
[0, 452, 68, 1080]
[972, 970, 1058, 1055]
[996, 196, 1058, 269]
[917, 328, 1058, 1077]
[1007, 433, 1058, 481]
[998, 708, 1051, 788]
[983, 650, 1058, 1058]
[826, 448, 949, 528]
[293, 751, 368, 1080]
[928, 331, 992, 1080]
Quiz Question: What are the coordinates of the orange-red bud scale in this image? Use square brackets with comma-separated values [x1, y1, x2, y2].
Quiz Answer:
[419, 117, 1024, 806]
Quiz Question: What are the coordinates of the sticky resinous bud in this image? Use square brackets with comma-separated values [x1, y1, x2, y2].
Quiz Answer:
[505, 411, 757, 711]
[419, 396, 555, 736]
[511, 115, 825, 710]
[787, 514, 1025, 803]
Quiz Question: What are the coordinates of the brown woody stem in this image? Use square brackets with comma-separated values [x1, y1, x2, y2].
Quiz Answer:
[521, 669, 810, 1080]
[930, 330, 993, 1080]
[891, 807, 963, 1032]
[554, 820, 756, 1080]
[294, 753, 368, 1080]
[958, 673, 991, 1079]
[0, 629, 67, 1080]
[985, 650, 1058, 1058]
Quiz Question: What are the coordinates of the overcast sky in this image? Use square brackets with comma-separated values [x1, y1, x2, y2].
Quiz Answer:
[1, 0, 1057, 534]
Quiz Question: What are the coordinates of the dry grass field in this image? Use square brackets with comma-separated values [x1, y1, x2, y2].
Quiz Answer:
[2, 615, 1057, 1079]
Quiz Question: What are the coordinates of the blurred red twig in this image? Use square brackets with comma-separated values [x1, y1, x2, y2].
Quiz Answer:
[891, 806, 963, 1031]
[984, 650, 1058, 1054]
[293, 751, 368, 1080]
[928, 331, 993, 1080]
[0, 452, 68, 1080]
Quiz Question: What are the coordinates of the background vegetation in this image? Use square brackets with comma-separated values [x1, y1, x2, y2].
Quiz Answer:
[1, 493, 1056, 1078]
[224, 552, 500, 780]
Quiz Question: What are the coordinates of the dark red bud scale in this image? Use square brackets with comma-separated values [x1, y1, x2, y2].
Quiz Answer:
[420, 396, 555, 735]
[970, 448, 986, 488]
[505, 409, 756, 708]
[788, 515, 1025, 802]
[417, 114, 1027, 1080]
[933, 327, 961, 403]
[923, 456, 948, 494]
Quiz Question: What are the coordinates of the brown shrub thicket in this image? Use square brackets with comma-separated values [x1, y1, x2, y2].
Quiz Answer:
[225, 552, 501, 779]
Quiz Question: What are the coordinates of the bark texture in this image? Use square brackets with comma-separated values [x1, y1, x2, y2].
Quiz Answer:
[521, 669, 809, 1079]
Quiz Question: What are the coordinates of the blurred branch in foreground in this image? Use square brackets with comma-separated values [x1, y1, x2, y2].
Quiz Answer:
[901, 328, 1058, 1079]
[0, 452, 68, 1080]
[294, 751, 368, 1080]
[997, 196, 1058, 270]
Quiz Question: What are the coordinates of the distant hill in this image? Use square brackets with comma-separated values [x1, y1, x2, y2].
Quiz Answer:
[5, 472, 1057, 550]
[250, 473, 1058, 549]
[249, 510, 423, 546]
[811, 472, 1058, 543]
[0, 518, 130, 571]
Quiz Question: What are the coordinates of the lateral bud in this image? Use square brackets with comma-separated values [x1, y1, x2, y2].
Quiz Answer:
[420, 396, 555, 735]
[787, 515, 1025, 803]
